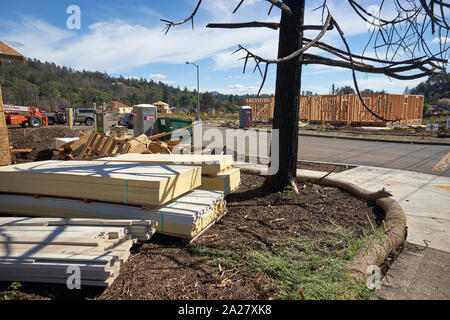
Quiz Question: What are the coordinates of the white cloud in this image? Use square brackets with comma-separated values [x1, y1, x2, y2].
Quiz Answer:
[432, 37, 450, 44]
[0, 0, 382, 75]
[336, 75, 427, 93]
[149, 73, 167, 80]
[202, 83, 274, 95]
[0, 16, 278, 73]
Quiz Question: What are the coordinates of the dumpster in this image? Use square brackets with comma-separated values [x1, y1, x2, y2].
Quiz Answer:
[158, 117, 193, 141]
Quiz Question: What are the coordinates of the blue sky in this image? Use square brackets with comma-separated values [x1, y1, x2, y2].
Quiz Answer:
[0, 0, 445, 95]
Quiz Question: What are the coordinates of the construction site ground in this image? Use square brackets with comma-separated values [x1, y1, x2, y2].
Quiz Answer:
[8, 126, 88, 164]
[0, 172, 381, 300]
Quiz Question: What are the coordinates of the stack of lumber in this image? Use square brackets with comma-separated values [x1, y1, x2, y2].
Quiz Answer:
[199, 168, 240, 195]
[0, 160, 202, 206]
[97, 154, 241, 195]
[0, 217, 157, 241]
[0, 190, 226, 241]
[0, 223, 135, 287]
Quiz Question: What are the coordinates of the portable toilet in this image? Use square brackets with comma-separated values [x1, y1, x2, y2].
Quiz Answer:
[133, 104, 158, 137]
[239, 106, 253, 128]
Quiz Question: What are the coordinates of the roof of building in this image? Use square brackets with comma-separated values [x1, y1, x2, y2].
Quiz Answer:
[153, 101, 169, 106]
[106, 101, 132, 109]
[0, 41, 26, 64]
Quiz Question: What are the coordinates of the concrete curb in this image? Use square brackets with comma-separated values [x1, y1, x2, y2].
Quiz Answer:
[239, 166, 408, 281]
[298, 132, 450, 146]
[346, 197, 407, 280]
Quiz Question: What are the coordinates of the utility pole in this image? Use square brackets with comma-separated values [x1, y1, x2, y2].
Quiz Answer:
[186, 61, 200, 121]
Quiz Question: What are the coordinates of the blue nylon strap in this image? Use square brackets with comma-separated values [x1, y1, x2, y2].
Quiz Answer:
[124, 180, 128, 204]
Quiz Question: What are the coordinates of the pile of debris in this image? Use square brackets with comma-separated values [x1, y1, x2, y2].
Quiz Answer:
[56, 130, 184, 160]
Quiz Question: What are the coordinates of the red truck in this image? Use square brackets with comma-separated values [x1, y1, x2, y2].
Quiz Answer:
[4, 104, 48, 127]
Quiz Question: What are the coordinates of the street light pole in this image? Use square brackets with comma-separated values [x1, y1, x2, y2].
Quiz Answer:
[186, 61, 200, 121]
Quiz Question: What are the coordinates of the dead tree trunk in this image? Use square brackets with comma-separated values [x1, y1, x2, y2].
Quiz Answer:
[269, 0, 305, 191]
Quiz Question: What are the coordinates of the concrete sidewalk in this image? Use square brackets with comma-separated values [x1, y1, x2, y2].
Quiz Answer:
[333, 166, 450, 253]
[376, 246, 450, 300]
[333, 166, 450, 300]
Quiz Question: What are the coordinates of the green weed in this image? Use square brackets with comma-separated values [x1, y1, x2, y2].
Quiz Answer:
[2, 282, 21, 300]
[191, 225, 385, 300]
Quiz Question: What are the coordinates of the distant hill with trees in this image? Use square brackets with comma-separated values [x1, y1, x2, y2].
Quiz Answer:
[408, 74, 450, 104]
[0, 59, 249, 112]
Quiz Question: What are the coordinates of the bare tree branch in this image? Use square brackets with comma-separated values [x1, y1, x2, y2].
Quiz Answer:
[265, 0, 293, 16]
[235, 14, 332, 65]
[207, 21, 280, 30]
[161, 0, 203, 34]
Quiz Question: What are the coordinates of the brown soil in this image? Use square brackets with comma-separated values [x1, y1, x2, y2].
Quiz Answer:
[3, 173, 383, 300]
[8, 126, 87, 164]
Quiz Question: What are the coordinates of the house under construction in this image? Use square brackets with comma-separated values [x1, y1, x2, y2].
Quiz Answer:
[246, 93, 424, 126]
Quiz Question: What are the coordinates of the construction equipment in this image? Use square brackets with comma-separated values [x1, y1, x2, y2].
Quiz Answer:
[4, 104, 48, 127]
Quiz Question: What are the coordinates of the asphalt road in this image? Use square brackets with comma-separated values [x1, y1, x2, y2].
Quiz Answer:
[201, 127, 450, 177]
[299, 135, 450, 177]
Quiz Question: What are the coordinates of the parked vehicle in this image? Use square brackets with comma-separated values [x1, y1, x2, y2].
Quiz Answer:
[42, 110, 57, 125]
[73, 108, 95, 126]
[4, 105, 48, 128]
[118, 113, 134, 129]
[49, 108, 94, 126]
[43, 108, 68, 125]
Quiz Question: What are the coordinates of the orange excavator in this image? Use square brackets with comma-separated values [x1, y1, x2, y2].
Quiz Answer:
[4, 104, 48, 127]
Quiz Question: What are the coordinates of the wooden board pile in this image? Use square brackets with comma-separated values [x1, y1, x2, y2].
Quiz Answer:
[0, 190, 226, 240]
[0, 158, 229, 287]
[0, 158, 230, 240]
[0, 160, 202, 206]
[97, 154, 241, 195]
[0, 222, 136, 287]
[56, 131, 184, 160]
[0, 216, 158, 241]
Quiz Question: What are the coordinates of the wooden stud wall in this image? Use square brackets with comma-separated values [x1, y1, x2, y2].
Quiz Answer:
[247, 93, 424, 126]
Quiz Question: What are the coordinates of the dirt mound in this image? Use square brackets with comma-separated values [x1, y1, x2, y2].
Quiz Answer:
[8, 127, 87, 164]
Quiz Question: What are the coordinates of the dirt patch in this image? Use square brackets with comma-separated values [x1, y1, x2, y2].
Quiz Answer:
[8, 126, 87, 164]
[1, 173, 382, 300]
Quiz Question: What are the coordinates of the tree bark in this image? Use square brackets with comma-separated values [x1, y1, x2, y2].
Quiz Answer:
[269, 0, 305, 191]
